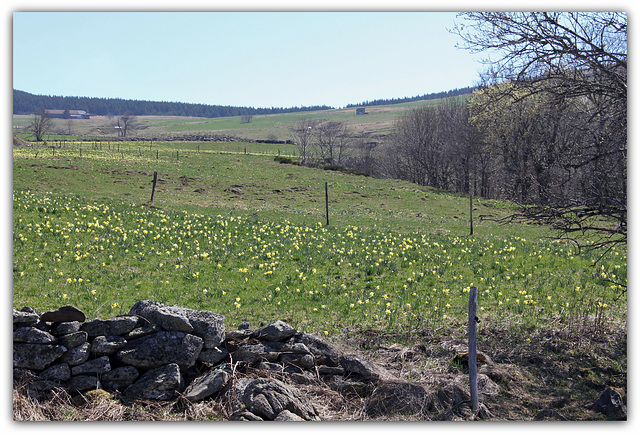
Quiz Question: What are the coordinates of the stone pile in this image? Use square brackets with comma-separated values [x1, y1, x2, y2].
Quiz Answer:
[13, 300, 397, 421]
[13, 301, 626, 421]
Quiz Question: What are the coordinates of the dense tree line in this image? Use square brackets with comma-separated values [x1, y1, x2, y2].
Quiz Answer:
[382, 13, 625, 255]
[12, 90, 332, 118]
[454, 12, 626, 254]
[345, 86, 476, 108]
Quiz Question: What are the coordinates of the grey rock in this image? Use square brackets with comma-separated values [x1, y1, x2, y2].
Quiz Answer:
[51, 321, 82, 336]
[259, 361, 283, 371]
[274, 410, 305, 421]
[38, 363, 71, 381]
[129, 300, 193, 333]
[101, 366, 140, 391]
[184, 309, 225, 348]
[229, 409, 264, 421]
[233, 343, 267, 365]
[225, 329, 253, 341]
[13, 327, 56, 344]
[13, 367, 36, 386]
[91, 335, 127, 355]
[283, 364, 304, 374]
[68, 375, 101, 392]
[263, 341, 310, 354]
[80, 316, 138, 337]
[592, 388, 626, 420]
[116, 331, 203, 369]
[288, 372, 316, 385]
[129, 300, 225, 348]
[328, 375, 375, 396]
[31, 321, 52, 333]
[340, 354, 394, 382]
[317, 365, 344, 376]
[123, 363, 182, 402]
[238, 321, 251, 330]
[24, 379, 66, 399]
[255, 320, 297, 342]
[71, 356, 111, 376]
[60, 342, 91, 366]
[261, 352, 281, 363]
[279, 353, 315, 369]
[292, 332, 343, 366]
[40, 305, 86, 323]
[123, 323, 162, 340]
[13, 343, 67, 370]
[232, 377, 320, 421]
[13, 307, 39, 325]
[198, 347, 229, 365]
[183, 369, 230, 401]
[58, 331, 88, 348]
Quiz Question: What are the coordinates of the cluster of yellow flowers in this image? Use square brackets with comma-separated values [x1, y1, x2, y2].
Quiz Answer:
[13, 189, 626, 331]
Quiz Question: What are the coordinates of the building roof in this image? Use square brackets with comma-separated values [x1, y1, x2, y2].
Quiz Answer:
[45, 109, 88, 115]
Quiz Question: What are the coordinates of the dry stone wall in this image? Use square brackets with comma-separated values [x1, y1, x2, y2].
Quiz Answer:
[13, 301, 626, 421]
[13, 300, 397, 421]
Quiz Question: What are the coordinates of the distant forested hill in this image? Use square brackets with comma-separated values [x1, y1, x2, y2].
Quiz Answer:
[12, 90, 333, 118]
[345, 86, 477, 107]
[14, 86, 477, 119]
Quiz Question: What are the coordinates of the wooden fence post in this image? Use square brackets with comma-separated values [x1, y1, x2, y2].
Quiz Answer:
[468, 286, 478, 413]
[150, 171, 158, 203]
[325, 182, 330, 226]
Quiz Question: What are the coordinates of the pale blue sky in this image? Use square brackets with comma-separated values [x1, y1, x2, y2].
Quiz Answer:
[13, 11, 485, 108]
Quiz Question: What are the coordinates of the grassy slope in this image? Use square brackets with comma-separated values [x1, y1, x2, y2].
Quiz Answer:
[13, 141, 625, 327]
[12, 140, 627, 421]
[12, 97, 450, 141]
[12, 140, 532, 235]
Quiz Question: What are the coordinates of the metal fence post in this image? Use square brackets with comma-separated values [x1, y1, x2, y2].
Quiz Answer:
[469, 285, 478, 413]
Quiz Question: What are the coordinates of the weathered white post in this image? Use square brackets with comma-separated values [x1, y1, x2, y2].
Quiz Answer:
[468, 285, 478, 413]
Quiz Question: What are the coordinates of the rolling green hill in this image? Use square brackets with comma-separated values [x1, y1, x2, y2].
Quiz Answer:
[12, 140, 625, 329]
[13, 96, 463, 142]
[12, 134, 627, 421]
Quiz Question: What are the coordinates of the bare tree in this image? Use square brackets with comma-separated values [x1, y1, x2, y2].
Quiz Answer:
[27, 107, 54, 142]
[113, 111, 145, 138]
[313, 120, 351, 166]
[66, 118, 74, 136]
[387, 106, 449, 188]
[454, 12, 627, 252]
[289, 118, 319, 165]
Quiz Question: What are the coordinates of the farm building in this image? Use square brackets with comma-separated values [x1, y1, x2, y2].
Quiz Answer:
[355, 108, 366, 115]
[44, 109, 90, 119]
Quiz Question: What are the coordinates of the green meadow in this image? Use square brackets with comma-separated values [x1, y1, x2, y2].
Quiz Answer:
[12, 140, 626, 338]
[12, 97, 449, 142]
